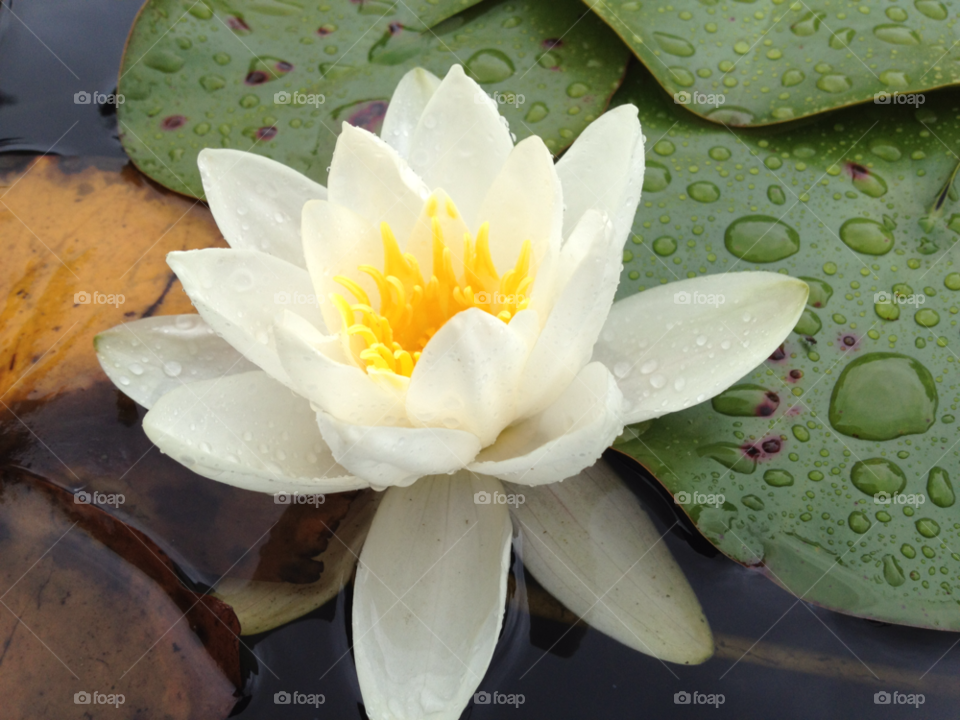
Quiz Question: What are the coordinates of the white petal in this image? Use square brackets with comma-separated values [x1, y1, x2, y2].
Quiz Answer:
[516, 210, 619, 419]
[168, 248, 325, 386]
[407, 65, 513, 229]
[477, 135, 562, 281]
[95, 315, 257, 409]
[198, 148, 326, 268]
[301, 199, 385, 335]
[354, 472, 512, 720]
[275, 311, 408, 426]
[507, 460, 714, 664]
[381, 68, 442, 159]
[593, 272, 809, 424]
[328, 124, 430, 243]
[555, 105, 645, 244]
[315, 411, 480, 488]
[143, 370, 365, 494]
[469, 362, 623, 486]
[407, 309, 531, 447]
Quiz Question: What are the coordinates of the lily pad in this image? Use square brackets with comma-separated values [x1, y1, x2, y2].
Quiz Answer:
[584, 0, 960, 125]
[118, 0, 629, 197]
[611, 64, 960, 629]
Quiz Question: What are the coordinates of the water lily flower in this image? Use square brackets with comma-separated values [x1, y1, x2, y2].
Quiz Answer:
[96, 65, 807, 720]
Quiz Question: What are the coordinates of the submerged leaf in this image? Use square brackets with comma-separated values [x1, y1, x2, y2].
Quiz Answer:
[0, 471, 240, 718]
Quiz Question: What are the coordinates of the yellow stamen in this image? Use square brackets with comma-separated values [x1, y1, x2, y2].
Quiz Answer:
[331, 194, 538, 378]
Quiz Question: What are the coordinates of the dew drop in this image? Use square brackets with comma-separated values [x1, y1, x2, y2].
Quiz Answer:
[465, 49, 516, 83]
[850, 457, 907, 496]
[839, 218, 894, 255]
[724, 215, 801, 262]
[830, 352, 937, 440]
[763, 469, 794, 487]
[653, 32, 696, 56]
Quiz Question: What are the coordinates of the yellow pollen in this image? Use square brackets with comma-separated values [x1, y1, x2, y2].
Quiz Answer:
[332, 196, 536, 378]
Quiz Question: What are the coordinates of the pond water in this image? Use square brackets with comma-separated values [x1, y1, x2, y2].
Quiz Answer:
[1, 1, 959, 719]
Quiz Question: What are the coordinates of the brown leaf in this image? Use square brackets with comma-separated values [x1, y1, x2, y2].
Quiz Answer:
[0, 155, 222, 403]
[0, 469, 240, 718]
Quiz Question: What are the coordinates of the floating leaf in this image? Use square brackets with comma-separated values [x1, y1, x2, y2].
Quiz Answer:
[118, 0, 630, 197]
[584, 0, 960, 125]
[214, 490, 379, 635]
[0, 471, 240, 718]
[612, 65, 960, 629]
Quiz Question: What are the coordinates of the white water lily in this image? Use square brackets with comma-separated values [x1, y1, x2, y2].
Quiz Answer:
[96, 65, 807, 720]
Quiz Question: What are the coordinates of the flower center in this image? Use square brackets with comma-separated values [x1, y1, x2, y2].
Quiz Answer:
[332, 195, 535, 379]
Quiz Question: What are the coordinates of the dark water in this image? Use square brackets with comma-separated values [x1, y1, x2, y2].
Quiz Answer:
[2, 2, 959, 719]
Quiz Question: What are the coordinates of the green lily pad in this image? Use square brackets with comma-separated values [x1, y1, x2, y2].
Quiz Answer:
[118, 0, 629, 197]
[584, 0, 960, 126]
[612, 64, 960, 630]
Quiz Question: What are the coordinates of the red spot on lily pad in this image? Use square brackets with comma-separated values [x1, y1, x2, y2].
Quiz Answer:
[256, 126, 278, 141]
[756, 391, 780, 417]
[245, 71, 269, 85]
[846, 161, 869, 179]
[227, 16, 250, 32]
[542, 38, 563, 48]
[347, 101, 388, 133]
[389, 21, 403, 35]
[840, 333, 861, 351]
[742, 435, 784, 462]
[160, 115, 187, 130]
[768, 343, 786, 362]
[275, 61, 293, 72]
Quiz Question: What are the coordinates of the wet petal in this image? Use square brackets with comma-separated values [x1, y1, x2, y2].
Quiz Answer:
[354, 472, 511, 720]
[469, 362, 623, 486]
[198, 148, 326, 268]
[168, 248, 327, 386]
[593, 272, 808, 424]
[381, 67, 442, 159]
[508, 459, 714, 664]
[143, 370, 365, 494]
[95, 314, 257, 409]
